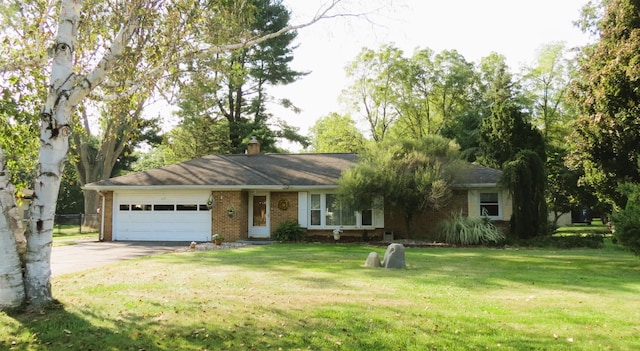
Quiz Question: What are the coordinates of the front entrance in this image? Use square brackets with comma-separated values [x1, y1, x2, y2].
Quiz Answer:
[249, 193, 270, 238]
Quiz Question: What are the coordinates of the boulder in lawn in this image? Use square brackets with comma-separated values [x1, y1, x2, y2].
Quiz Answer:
[383, 243, 406, 269]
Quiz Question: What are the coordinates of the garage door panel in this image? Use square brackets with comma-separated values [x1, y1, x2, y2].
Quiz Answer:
[114, 190, 212, 241]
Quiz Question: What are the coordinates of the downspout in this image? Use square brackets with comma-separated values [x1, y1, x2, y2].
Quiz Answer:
[99, 191, 105, 241]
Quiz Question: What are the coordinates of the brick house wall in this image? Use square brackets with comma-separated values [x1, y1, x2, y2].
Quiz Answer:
[269, 192, 298, 232]
[211, 190, 248, 242]
[383, 190, 469, 240]
[101, 191, 114, 241]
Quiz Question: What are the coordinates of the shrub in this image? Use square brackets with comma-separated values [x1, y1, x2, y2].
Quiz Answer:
[517, 234, 604, 249]
[272, 220, 306, 242]
[437, 211, 506, 246]
[611, 183, 640, 256]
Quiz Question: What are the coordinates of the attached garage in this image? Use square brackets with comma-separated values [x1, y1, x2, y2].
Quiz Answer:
[112, 190, 211, 241]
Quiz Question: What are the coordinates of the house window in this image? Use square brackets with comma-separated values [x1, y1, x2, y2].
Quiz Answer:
[310, 194, 321, 226]
[480, 192, 500, 218]
[361, 209, 373, 226]
[326, 194, 356, 226]
[309, 193, 372, 228]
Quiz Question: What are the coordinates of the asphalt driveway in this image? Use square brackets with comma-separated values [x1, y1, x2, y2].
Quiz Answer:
[51, 240, 186, 276]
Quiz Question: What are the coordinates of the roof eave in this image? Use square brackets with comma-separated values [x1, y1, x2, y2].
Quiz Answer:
[451, 183, 500, 189]
[83, 184, 340, 191]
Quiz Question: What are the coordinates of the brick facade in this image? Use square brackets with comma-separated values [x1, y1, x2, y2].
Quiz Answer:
[100, 188, 510, 242]
[269, 192, 298, 232]
[383, 190, 469, 240]
[101, 191, 113, 241]
[211, 190, 248, 242]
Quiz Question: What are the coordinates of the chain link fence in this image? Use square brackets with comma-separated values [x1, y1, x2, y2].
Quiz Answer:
[54, 214, 100, 234]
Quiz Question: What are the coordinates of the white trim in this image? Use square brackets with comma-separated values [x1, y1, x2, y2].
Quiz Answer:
[249, 192, 270, 238]
[112, 190, 211, 241]
[100, 193, 105, 241]
[297, 192, 308, 228]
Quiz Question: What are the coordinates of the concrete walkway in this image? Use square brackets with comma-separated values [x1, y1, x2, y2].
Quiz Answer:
[51, 240, 186, 276]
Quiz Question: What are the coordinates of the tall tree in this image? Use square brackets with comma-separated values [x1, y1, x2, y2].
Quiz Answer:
[502, 150, 548, 239]
[0, 0, 351, 309]
[569, 0, 640, 207]
[343, 45, 404, 142]
[478, 54, 547, 239]
[521, 42, 576, 143]
[308, 113, 366, 153]
[175, 0, 307, 154]
[478, 55, 545, 169]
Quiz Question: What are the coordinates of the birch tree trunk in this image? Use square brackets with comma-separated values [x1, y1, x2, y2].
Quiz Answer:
[0, 0, 348, 308]
[24, 0, 82, 306]
[0, 149, 26, 309]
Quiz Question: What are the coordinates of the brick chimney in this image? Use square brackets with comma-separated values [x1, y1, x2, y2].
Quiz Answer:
[247, 136, 260, 155]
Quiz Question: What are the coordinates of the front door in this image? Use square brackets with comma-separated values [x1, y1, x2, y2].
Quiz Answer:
[249, 193, 270, 238]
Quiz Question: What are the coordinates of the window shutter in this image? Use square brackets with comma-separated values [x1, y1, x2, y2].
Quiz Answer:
[297, 192, 308, 227]
[373, 196, 384, 228]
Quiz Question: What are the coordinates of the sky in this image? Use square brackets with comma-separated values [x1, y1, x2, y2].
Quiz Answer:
[271, 0, 593, 151]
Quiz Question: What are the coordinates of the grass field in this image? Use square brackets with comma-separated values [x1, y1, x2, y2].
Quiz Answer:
[52, 225, 98, 245]
[2, 240, 639, 350]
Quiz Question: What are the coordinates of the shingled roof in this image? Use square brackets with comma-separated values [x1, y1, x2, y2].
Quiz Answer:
[84, 153, 358, 190]
[84, 153, 502, 190]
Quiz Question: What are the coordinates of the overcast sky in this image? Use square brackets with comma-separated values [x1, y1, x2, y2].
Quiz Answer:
[272, 0, 593, 150]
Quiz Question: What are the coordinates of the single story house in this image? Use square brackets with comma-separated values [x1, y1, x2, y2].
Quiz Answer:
[84, 140, 511, 242]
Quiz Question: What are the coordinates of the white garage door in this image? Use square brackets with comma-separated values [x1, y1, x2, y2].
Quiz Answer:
[113, 190, 211, 241]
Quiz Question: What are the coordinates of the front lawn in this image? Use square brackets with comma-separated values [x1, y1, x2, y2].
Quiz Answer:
[2, 243, 640, 350]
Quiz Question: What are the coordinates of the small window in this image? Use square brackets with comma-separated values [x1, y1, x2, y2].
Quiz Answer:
[119, 204, 130, 211]
[310, 194, 321, 226]
[177, 204, 198, 211]
[131, 204, 152, 211]
[480, 192, 500, 217]
[199, 204, 210, 211]
[154, 204, 175, 211]
[361, 209, 373, 226]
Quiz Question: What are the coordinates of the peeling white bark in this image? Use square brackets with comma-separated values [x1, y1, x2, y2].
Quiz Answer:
[24, 0, 83, 307]
[0, 149, 25, 309]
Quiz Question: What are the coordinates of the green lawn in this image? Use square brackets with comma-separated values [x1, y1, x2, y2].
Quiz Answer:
[52, 225, 98, 245]
[2, 243, 640, 350]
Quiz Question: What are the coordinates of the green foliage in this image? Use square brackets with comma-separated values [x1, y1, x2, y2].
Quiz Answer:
[436, 211, 506, 245]
[0, 72, 42, 189]
[517, 234, 605, 249]
[611, 182, 640, 256]
[339, 135, 461, 238]
[175, 0, 307, 153]
[56, 165, 84, 214]
[309, 113, 366, 153]
[342, 44, 404, 142]
[478, 69, 545, 169]
[502, 150, 548, 239]
[272, 220, 306, 242]
[569, 0, 640, 207]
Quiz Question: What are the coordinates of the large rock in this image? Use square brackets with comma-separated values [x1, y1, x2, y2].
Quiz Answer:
[383, 243, 406, 269]
[364, 252, 382, 268]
